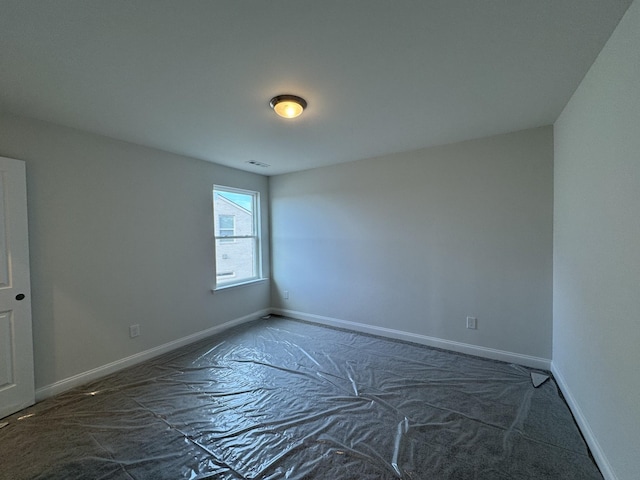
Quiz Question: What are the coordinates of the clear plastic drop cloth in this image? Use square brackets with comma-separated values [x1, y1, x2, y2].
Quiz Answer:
[0, 316, 602, 479]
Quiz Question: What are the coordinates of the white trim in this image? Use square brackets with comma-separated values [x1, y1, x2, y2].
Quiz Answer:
[35, 309, 270, 402]
[272, 308, 551, 370]
[212, 277, 269, 292]
[551, 363, 616, 480]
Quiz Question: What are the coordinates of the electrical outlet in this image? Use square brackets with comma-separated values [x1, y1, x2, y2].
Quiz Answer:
[283, 290, 289, 300]
[466, 316, 477, 330]
[129, 324, 140, 338]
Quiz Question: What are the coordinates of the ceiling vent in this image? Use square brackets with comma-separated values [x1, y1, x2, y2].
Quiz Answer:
[246, 160, 270, 168]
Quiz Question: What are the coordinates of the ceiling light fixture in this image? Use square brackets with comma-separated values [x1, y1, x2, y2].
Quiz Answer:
[269, 95, 307, 119]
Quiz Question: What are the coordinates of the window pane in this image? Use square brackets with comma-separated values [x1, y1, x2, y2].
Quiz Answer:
[217, 192, 254, 215]
[215, 237, 257, 284]
[213, 185, 261, 288]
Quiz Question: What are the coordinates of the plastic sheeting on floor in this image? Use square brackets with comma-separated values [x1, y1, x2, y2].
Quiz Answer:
[0, 316, 602, 479]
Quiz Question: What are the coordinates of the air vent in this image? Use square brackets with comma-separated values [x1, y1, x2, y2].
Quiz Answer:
[246, 160, 270, 168]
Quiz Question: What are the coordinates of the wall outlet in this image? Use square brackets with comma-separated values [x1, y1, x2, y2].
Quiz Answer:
[283, 290, 289, 300]
[466, 316, 477, 329]
[129, 324, 140, 338]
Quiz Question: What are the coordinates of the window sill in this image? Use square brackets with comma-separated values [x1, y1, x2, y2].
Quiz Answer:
[212, 278, 269, 293]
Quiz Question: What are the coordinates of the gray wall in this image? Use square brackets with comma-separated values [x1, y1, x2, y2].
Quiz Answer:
[553, 1, 639, 478]
[270, 127, 553, 360]
[0, 112, 271, 391]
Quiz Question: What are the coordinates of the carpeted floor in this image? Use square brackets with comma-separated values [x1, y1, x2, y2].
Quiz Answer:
[0, 316, 601, 479]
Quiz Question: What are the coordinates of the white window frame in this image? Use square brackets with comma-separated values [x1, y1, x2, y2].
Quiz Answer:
[213, 185, 263, 290]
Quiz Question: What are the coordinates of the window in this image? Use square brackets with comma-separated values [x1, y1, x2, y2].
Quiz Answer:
[213, 186, 261, 288]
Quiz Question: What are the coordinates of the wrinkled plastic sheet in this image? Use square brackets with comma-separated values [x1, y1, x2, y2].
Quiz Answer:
[0, 316, 602, 479]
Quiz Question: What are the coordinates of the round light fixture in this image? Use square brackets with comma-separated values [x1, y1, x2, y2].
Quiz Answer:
[269, 95, 307, 119]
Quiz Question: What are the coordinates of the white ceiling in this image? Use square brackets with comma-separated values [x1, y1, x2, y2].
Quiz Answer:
[0, 1, 632, 176]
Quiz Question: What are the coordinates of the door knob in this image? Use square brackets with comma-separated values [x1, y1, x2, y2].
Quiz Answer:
[15, 293, 25, 301]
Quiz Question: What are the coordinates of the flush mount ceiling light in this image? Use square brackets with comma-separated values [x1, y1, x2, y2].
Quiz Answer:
[269, 95, 307, 119]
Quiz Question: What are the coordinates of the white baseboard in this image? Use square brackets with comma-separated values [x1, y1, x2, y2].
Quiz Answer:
[35, 309, 270, 401]
[551, 363, 617, 480]
[271, 308, 551, 370]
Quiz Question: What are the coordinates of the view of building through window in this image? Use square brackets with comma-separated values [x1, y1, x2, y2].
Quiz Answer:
[213, 186, 260, 288]
[218, 215, 235, 243]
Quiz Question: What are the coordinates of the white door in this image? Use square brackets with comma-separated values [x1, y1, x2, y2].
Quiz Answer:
[0, 156, 34, 419]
